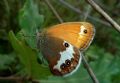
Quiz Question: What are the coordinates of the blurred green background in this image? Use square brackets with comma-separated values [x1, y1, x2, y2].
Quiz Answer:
[0, 0, 120, 83]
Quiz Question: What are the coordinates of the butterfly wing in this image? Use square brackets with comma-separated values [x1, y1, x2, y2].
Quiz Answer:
[37, 34, 82, 76]
[46, 22, 95, 51]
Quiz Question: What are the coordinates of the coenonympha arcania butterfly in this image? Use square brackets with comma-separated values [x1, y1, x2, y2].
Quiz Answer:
[37, 22, 95, 76]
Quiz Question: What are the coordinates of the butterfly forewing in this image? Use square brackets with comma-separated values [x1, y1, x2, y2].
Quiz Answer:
[46, 22, 95, 51]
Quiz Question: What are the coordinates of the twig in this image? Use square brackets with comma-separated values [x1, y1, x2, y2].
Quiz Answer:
[83, 5, 91, 21]
[59, 0, 111, 27]
[59, 0, 82, 14]
[81, 54, 99, 83]
[85, 0, 120, 32]
[44, 1, 99, 83]
[44, 0, 63, 23]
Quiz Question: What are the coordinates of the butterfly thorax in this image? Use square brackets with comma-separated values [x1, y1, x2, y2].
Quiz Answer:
[36, 29, 47, 50]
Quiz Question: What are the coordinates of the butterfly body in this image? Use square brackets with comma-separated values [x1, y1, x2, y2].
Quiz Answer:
[37, 22, 95, 76]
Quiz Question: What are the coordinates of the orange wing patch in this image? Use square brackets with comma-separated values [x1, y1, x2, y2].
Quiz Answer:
[46, 22, 95, 51]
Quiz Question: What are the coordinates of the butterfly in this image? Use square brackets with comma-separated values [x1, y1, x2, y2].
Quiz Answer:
[37, 22, 95, 76]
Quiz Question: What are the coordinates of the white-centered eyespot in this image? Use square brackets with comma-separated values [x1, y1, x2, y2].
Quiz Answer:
[60, 63, 66, 70]
[65, 59, 71, 67]
[64, 42, 69, 47]
[83, 29, 87, 34]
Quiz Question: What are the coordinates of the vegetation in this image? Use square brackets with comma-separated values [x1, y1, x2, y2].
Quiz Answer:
[0, 0, 120, 83]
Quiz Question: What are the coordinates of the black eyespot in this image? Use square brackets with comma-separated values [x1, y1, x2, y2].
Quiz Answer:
[65, 59, 71, 67]
[84, 29, 87, 34]
[64, 42, 69, 47]
[60, 63, 66, 70]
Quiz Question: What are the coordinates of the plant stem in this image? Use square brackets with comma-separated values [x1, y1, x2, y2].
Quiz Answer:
[85, 0, 120, 32]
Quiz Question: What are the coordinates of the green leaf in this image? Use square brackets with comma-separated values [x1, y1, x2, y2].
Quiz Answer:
[19, 0, 44, 49]
[111, 56, 120, 83]
[8, 31, 51, 79]
[86, 46, 119, 83]
[0, 53, 16, 70]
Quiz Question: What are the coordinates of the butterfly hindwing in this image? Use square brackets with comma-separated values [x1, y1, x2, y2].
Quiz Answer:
[37, 34, 82, 76]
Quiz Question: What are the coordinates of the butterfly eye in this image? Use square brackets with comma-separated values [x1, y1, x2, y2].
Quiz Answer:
[83, 29, 87, 34]
[60, 63, 66, 70]
[64, 42, 69, 47]
[65, 59, 71, 67]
